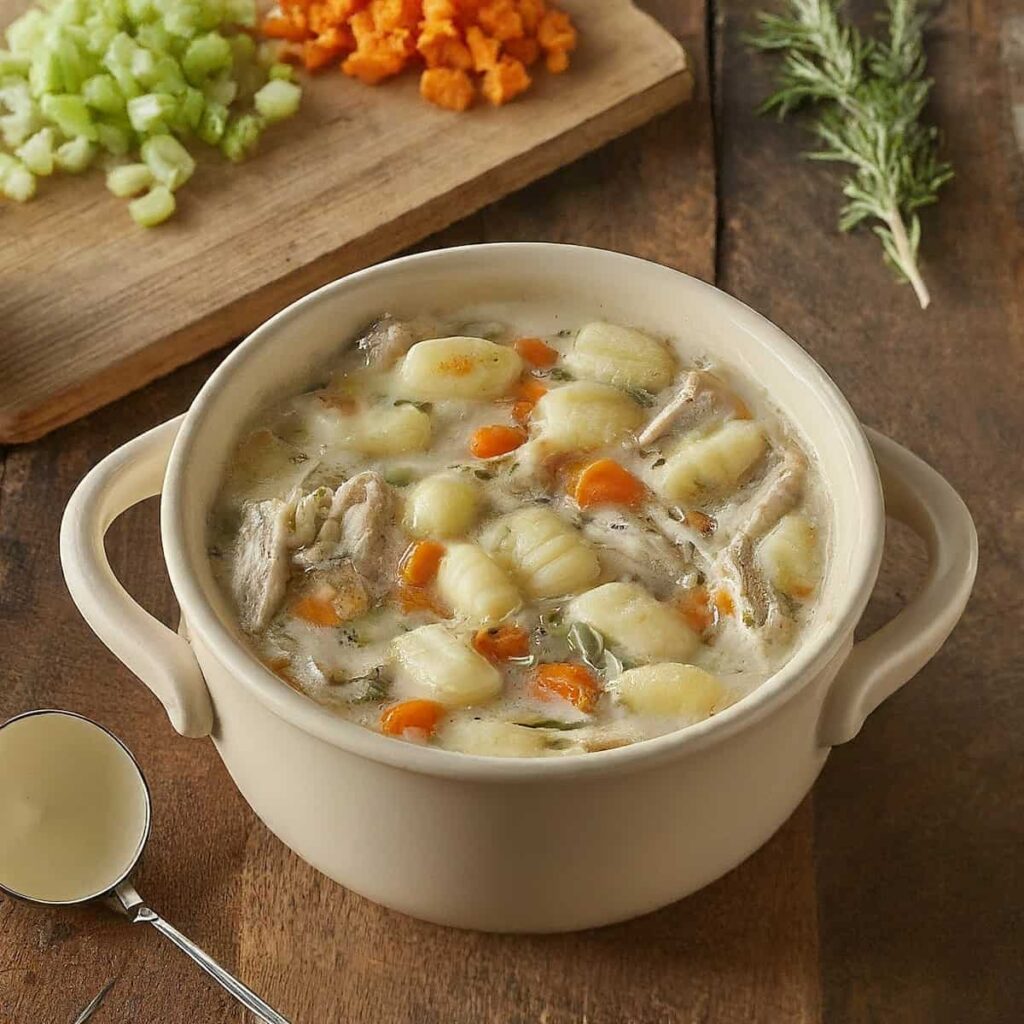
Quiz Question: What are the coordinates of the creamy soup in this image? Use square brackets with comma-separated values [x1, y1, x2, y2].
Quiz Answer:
[210, 313, 827, 756]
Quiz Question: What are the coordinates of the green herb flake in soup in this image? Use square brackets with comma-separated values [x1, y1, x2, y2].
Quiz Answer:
[210, 314, 828, 757]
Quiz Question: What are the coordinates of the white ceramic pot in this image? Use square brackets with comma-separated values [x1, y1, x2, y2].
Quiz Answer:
[60, 245, 977, 933]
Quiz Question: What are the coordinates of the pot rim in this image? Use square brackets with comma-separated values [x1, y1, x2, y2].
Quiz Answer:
[162, 243, 884, 782]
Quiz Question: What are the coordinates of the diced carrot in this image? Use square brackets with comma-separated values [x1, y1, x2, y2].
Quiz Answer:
[511, 401, 533, 426]
[470, 424, 527, 459]
[530, 662, 601, 712]
[572, 458, 646, 509]
[478, 1, 524, 41]
[473, 623, 530, 661]
[264, 656, 301, 691]
[424, 0, 457, 19]
[675, 586, 714, 633]
[510, 374, 547, 425]
[684, 509, 716, 536]
[418, 19, 473, 69]
[292, 593, 344, 627]
[537, 8, 576, 52]
[545, 47, 569, 73]
[481, 54, 531, 105]
[380, 699, 445, 737]
[259, 0, 579, 108]
[503, 35, 540, 65]
[394, 582, 449, 617]
[517, 0, 545, 33]
[514, 336, 558, 368]
[465, 25, 500, 72]
[714, 588, 735, 618]
[401, 540, 446, 586]
[262, 13, 309, 42]
[516, 375, 549, 402]
[420, 66, 475, 110]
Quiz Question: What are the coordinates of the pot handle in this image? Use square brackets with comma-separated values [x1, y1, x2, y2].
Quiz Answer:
[60, 416, 213, 739]
[819, 427, 977, 746]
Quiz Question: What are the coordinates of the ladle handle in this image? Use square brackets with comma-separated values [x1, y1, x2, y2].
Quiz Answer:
[112, 881, 291, 1023]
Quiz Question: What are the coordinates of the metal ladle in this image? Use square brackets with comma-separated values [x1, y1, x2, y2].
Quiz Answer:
[0, 710, 291, 1024]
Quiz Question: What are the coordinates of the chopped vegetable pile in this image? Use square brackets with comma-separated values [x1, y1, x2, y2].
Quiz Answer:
[261, 0, 577, 110]
[0, 0, 302, 224]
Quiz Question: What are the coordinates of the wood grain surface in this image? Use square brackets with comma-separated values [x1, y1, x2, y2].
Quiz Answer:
[1, 1, 1021, 1022]
[0, 0, 691, 445]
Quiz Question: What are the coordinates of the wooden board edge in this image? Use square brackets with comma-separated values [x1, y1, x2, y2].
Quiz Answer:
[0, 61, 692, 445]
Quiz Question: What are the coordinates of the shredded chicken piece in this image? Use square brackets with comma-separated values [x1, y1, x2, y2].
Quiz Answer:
[294, 471, 400, 598]
[582, 508, 697, 596]
[714, 446, 808, 630]
[232, 498, 294, 632]
[637, 370, 742, 446]
[356, 314, 438, 368]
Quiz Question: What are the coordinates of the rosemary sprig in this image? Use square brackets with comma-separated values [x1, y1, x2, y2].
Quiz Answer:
[748, 0, 953, 308]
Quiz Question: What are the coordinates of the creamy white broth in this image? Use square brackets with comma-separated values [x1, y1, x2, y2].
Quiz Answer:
[209, 310, 828, 757]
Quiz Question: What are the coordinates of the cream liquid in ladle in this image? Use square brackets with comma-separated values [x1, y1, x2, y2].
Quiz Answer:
[0, 710, 290, 1024]
[0, 711, 148, 903]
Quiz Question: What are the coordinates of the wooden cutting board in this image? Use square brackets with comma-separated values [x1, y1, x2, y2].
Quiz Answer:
[0, 0, 690, 443]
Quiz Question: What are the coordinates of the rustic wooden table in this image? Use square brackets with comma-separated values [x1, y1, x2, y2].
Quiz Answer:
[1, 1, 1020, 1021]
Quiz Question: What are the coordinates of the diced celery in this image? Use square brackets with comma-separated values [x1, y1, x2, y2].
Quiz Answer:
[125, 0, 155, 24]
[148, 54, 187, 95]
[181, 31, 231, 86]
[0, 50, 31, 77]
[127, 91, 175, 131]
[0, 151, 18, 182]
[175, 84, 204, 131]
[0, 79, 34, 115]
[6, 11, 47, 55]
[201, 70, 236, 107]
[15, 125, 55, 175]
[102, 34, 143, 99]
[128, 184, 175, 226]
[83, 18, 119, 59]
[53, 30, 93, 93]
[224, 0, 256, 28]
[1, 158, 37, 201]
[141, 132, 194, 189]
[50, 0, 88, 28]
[82, 72, 124, 114]
[54, 134, 96, 172]
[136, 23, 173, 56]
[220, 110, 262, 162]
[130, 46, 156, 84]
[106, 161, 152, 196]
[96, 119, 133, 155]
[41, 93, 98, 139]
[1, 108, 42, 148]
[253, 79, 299, 124]
[29, 49, 63, 97]
[163, 5, 200, 39]
[227, 32, 254, 65]
[196, 98, 226, 144]
[0, 0, 299, 220]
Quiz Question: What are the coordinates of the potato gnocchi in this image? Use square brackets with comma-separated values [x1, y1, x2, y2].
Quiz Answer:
[211, 309, 828, 757]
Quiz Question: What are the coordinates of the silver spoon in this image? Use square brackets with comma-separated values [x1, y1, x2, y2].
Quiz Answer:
[0, 709, 291, 1024]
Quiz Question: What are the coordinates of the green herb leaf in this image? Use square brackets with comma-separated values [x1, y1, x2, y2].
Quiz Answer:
[624, 386, 656, 407]
[747, 0, 952, 308]
[516, 718, 587, 731]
